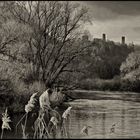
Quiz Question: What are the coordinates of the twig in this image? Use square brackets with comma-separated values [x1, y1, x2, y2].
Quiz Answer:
[15, 113, 27, 134]
[0, 129, 4, 139]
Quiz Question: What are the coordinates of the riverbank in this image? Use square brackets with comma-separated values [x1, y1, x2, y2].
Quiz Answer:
[65, 90, 140, 102]
[1, 90, 140, 114]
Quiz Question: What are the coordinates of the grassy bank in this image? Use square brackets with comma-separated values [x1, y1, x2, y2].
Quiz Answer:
[78, 77, 140, 92]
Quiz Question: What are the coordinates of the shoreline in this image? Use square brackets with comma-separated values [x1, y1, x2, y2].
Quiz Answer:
[1, 90, 140, 114]
[66, 90, 140, 102]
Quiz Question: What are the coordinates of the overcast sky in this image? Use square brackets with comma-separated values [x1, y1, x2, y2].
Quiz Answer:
[79, 1, 140, 44]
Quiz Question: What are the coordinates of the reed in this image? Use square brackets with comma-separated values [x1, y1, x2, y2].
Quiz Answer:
[21, 123, 28, 139]
[16, 92, 38, 135]
[80, 125, 92, 135]
[33, 89, 60, 139]
[1, 108, 11, 139]
[62, 107, 72, 120]
[61, 107, 72, 138]
[33, 109, 51, 139]
[1, 90, 74, 139]
[33, 101, 72, 139]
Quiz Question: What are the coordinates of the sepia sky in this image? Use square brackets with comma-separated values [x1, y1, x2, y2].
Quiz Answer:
[79, 1, 140, 44]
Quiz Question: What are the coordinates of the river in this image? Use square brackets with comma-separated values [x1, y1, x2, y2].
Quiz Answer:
[64, 99, 140, 139]
[1, 91, 140, 139]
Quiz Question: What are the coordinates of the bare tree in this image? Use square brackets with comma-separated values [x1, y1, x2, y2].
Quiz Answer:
[0, 1, 32, 62]
[0, 2, 17, 57]
[6, 1, 91, 88]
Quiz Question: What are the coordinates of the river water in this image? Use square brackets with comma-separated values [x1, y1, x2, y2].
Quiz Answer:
[2, 92, 140, 139]
[64, 99, 140, 139]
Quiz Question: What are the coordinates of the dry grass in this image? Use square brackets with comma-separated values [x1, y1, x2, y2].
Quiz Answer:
[0, 90, 73, 139]
[1, 108, 11, 139]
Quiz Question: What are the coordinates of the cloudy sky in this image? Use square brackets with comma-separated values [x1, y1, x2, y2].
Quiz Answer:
[79, 1, 140, 44]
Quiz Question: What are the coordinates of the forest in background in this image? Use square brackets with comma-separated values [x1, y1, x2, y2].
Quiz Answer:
[0, 1, 140, 112]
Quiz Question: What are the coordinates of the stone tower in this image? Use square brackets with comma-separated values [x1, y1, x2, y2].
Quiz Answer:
[102, 33, 106, 41]
[122, 36, 125, 44]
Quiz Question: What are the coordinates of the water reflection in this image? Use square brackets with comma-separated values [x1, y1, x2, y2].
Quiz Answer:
[121, 108, 125, 137]
[3, 99, 140, 139]
[65, 100, 140, 139]
[102, 112, 106, 137]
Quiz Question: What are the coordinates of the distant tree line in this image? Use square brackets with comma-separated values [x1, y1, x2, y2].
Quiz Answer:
[64, 37, 135, 90]
[82, 39, 134, 79]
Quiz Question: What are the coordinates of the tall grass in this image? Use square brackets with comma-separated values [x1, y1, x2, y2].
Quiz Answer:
[6, 89, 73, 139]
[61, 107, 72, 138]
[16, 92, 38, 137]
[1, 108, 11, 139]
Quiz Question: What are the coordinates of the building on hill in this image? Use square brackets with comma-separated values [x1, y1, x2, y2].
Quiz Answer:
[121, 36, 125, 45]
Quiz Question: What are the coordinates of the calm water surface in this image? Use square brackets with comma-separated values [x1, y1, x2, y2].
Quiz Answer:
[2, 98, 140, 139]
[65, 99, 140, 139]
